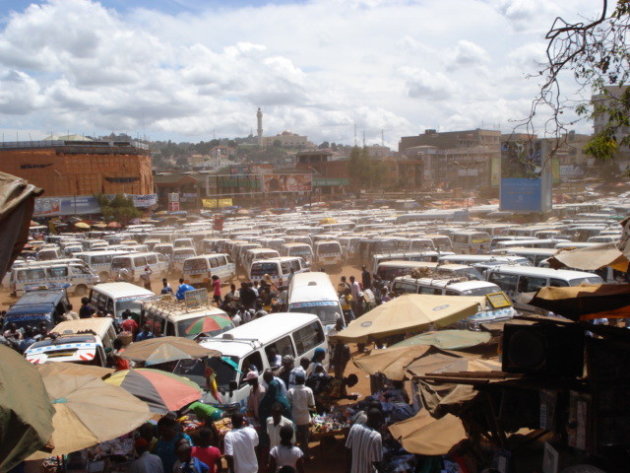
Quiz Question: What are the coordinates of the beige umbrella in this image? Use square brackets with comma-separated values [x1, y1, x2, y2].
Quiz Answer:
[0, 345, 54, 472]
[354, 345, 433, 381]
[37, 362, 114, 380]
[389, 410, 467, 455]
[28, 374, 151, 458]
[331, 295, 485, 343]
[121, 336, 220, 366]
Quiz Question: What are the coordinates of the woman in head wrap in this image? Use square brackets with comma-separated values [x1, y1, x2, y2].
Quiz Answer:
[259, 369, 292, 424]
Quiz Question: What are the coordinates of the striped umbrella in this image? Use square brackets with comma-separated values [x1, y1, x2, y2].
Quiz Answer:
[105, 369, 202, 414]
[184, 314, 233, 336]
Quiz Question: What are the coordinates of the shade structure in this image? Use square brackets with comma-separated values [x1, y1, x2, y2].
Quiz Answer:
[74, 222, 90, 229]
[121, 336, 220, 366]
[0, 345, 54, 472]
[389, 410, 467, 455]
[29, 374, 151, 459]
[105, 369, 202, 414]
[530, 283, 630, 321]
[107, 221, 122, 229]
[91, 222, 107, 229]
[183, 314, 233, 337]
[389, 329, 491, 350]
[549, 242, 629, 272]
[331, 295, 485, 343]
[354, 345, 432, 381]
[37, 362, 114, 380]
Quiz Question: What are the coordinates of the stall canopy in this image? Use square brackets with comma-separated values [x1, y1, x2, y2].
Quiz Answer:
[0, 345, 54, 472]
[0, 172, 42, 283]
[530, 284, 630, 321]
[548, 242, 629, 272]
[389, 329, 491, 350]
[120, 336, 220, 366]
[331, 295, 485, 343]
[389, 410, 467, 455]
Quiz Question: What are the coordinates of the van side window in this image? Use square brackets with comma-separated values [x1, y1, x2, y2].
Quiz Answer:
[226, 255, 233, 264]
[241, 352, 263, 383]
[48, 266, 68, 278]
[269, 336, 295, 360]
[147, 255, 158, 265]
[518, 276, 547, 293]
[488, 272, 518, 292]
[418, 286, 436, 295]
[445, 289, 460, 296]
[210, 257, 220, 268]
[290, 259, 301, 271]
[134, 256, 148, 267]
[220, 256, 228, 265]
[281, 261, 291, 274]
[293, 322, 325, 356]
[549, 278, 570, 287]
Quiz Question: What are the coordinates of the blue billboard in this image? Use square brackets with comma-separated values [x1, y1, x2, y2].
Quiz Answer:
[500, 178, 542, 212]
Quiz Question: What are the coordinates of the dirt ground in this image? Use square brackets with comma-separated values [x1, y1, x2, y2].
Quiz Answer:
[0, 264, 372, 472]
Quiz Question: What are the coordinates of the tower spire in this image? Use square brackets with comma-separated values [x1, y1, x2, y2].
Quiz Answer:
[256, 108, 263, 149]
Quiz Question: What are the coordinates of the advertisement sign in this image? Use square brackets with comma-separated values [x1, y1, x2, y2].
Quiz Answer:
[262, 173, 312, 192]
[168, 201, 180, 212]
[202, 198, 233, 209]
[500, 139, 551, 212]
[132, 194, 158, 208]
[34, 194, 158, 216]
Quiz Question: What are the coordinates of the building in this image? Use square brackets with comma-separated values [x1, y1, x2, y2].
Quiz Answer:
[0, 138, 155, 216]
[399, 129, 501, 189]
[296, 150, 349, 194]
[263, 131, 312, 149]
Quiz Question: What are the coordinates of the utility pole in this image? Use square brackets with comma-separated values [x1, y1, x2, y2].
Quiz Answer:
[353, 123, 357, 147]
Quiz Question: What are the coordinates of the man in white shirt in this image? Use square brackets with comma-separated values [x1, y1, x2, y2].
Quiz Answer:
[224, 413, 259, 473]
[287, 373, 315, 457]
[130, 438, 164, 473]
[266, 403, 295, 449]
[345, 409, 383, 473]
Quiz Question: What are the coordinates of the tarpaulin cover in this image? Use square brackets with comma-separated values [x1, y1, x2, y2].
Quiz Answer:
[0, 172, 42, 282]
[0, 345, 54, 472]
[389, 410, 467, 455]
[548, 242, 629, 272]
[530, 284, 630, 320]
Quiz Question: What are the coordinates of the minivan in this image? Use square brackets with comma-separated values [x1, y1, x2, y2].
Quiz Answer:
[244, 248, 281, 280]
[3, 289, 72, 333]
[485, 265, 603, 311]
[195, 313, 328, 409]
[288, 271, 345, 332]
[182, 253, 236, 289]
[451, 230, 491, 254]
[89, 282, 156, 319]
[280, 243, 314, 264]
[314, 240, 343, 268]
[10, 261, 99, 297]
[249, 257, 309, 286]
[171, 247, 197, 275]
[109, 252, 169, 282]
[75, 250, 133, 281]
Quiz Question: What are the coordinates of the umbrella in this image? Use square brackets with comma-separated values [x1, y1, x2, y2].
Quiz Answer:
[91, 222, 107, 229]
[107, 221, 122, 229]
[29, 374, 151, 459]
[389, 329, 491, 350]
[184, 314, 233, 336]
[74, 222, 90, 229]
[121, 336, 220, 366]
[105, 369, 202, 414]
[37, 362, 114, 380]
[0, 345, 54, 472]
[331, 295, 485, 343]
[389, 410, 467, 455]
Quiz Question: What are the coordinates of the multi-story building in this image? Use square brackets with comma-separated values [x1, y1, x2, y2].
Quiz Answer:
[263, 131, 312, 149]
[399, 129, 501, 189]
[0, 138, 155, 216]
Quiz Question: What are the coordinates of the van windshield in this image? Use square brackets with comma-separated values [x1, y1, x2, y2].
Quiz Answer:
[288, 301, 340, 325]
[116, 295, 154, 317]
[183, 259, 208, 272]
[317, 243, 341, 254]
[251, 263, 279, 276]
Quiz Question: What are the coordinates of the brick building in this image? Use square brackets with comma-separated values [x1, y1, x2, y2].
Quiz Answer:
[0, 139, 153, 197]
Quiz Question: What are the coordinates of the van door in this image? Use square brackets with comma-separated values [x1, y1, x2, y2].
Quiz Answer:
[292, 321, 326, 362]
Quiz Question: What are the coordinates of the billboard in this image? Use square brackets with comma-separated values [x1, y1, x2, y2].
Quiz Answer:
[33, 193, 158, 217]
[500, 139, 552, 213]
[202, 198, 233, 209]
[262, 173, 312, 192]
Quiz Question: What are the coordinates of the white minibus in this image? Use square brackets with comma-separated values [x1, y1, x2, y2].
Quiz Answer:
[250, 257, 309, 287]
[182, 254, 236, 289]
[89, 282, 156, 320]
[288, 271, 344, 331]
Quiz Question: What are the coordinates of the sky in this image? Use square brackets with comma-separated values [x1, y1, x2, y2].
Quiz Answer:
[0, 0, 604, 147]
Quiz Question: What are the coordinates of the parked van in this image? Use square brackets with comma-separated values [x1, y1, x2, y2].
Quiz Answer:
[314, 240, 343, 267]
[288, 271, 345, 331]
[37, 248, 62, 261]
[451, 230, 491, 254]
[89, 282, 156, 319]
[196, 313, 327, 408]
[376, 261, 438, 282]
[182, 254, 236, 289]
[154, 243, 174, 261]
[75, 250, 133, 281]
[280, 243, 314, 264]
[485, 265, 603, 311]
[497, 247, 558, 266]
[171, 247, 197, 275]
[109, 252, 168, 282]
[371, 252, 453, 275]
[10, 261, 99, 297]
[173, 238, 195, 249]
[249, 257, 309, 286]
[437, 254, 532, 268]
[141, 298, 232, 339]
[390, 277, 516, 330]
[244, 248, 281, 279]
[3, 289, 72, 333]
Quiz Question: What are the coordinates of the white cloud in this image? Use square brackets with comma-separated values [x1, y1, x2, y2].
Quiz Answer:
[0, 0, 600, 144]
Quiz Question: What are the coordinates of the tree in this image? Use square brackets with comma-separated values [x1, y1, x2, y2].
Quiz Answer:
[318, 141, 330, 149]
[95, 194, 140, 224]
[527, 0, 629, 167]
[273, 139, 282, 148]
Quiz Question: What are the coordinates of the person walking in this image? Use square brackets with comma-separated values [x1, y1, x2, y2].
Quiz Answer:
[287, 374, 315, 458]
[268, 426, 305, 473]
[161, 278, 174, 295]
[211, 275, 222, 305]
[224, 413, 259, 473]
[361, 266, 372, 291]
[141, 266, 153, 291]
[345, 409, 383, 473]
[129, 438, 163, 473]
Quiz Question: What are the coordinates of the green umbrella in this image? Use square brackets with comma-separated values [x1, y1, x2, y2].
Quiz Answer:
[389, 329, 491, 350]
[0, 345, 54, 472]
